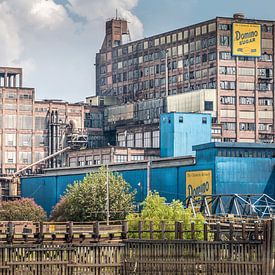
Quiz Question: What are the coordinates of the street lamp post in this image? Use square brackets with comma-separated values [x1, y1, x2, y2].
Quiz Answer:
[165, 50, 169, 97]
[106, 164, 110, 226]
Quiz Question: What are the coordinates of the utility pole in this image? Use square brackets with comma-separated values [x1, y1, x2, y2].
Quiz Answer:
[106, 164, 110, 225]
[165, 50, 169, 96]
[147, 161, 151, 196]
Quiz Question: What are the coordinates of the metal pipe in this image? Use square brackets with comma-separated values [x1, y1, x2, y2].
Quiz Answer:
[14, 147, 71, 177]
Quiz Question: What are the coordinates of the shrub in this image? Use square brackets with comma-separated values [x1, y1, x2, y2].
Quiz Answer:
[127, 192, 205, 240]
[0, 198, 46, 221]
[50, 167, 136, 221]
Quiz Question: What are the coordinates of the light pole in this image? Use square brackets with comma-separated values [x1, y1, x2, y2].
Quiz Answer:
[106, 164, 110, 225]
[146, 161, 151, 196]
[165, 49, 169, 97]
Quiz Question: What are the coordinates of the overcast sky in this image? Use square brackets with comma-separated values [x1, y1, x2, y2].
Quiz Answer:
[0, 0, 274, 102]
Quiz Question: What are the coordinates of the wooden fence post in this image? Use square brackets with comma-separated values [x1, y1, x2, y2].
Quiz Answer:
[7, 222, 14, 244]
[122, 221, 128, 239]
[204, 222, 208, 241]
[66, 221, 73, 242]
[191, 222, 195, 240]
[93, 221, 100, 239]
[138, 221, 143, 239]
[150, 221, 154, 240]
[178, 222, 183, 240]
[38, 222, 44, 243]
[215, 222, 220, 241]
[160, 221, 165, 239]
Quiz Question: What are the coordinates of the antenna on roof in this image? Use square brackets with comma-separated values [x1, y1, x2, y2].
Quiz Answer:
[116, 9, 118, 20]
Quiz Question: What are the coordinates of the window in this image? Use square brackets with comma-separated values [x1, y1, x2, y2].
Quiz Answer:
[258, 68, 273, 78]
[208, 37, 216, 47]
[258, 83, 272, 91]
[259, 124, 272, 132]
[208, 52, 216, 61]
[204, 101, 213, 111]
[5, 152, 16, 164]
[4, 115, 17, 129]
[220, 81, 235, 90]
[117, 133, 126, 147]
[131, 155, 144, 161]
[224, 122, 236, 131]
[239, 68, 255, 76]
[78, 157, 85, 166]
[219, 35, 231, 46]
[135, 133, 143, 148]
[239, 97, 255, 105]
[102, 154, 110, 164]
[218, 24, 231, 31]
[144, 132, 151, 148]
[115, 155, 127, 163]
[5, 134, 16, 146]
[152, 131, 159, 148]
[19, 134, 32, 147]
[259, 98, 273, 106]
[239, 123, 256, 131]
[220, 96, 235, 105]
[239, 82, 255, 91]
[19, 152, 32, 164]
[35, 117, 47, 130]
[127, 133, 134, 147]
[259, 54, 272, 62]
[219, 52, 233, 60]
[220, 66, 236, 75]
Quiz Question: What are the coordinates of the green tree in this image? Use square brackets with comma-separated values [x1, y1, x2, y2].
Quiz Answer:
[0, 198, 46, 221]
[127, 192, 205, 240]
[51, 167, 135, 221]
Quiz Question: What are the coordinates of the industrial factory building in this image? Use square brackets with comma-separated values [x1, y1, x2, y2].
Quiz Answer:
[21, 113, 275, 214]
[95, 13, 275, 143]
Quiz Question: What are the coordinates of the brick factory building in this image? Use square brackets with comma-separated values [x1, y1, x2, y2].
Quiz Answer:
[0, 67, 93, 175]
[95, 13, 275, 143]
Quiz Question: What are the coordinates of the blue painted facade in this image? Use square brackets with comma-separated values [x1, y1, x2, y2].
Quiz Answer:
[21, 142, 275, 215]
[160, 113, 212, 157]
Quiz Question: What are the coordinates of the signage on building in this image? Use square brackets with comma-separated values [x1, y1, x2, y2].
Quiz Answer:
[186, 170, 212, 197]
[232, 23, 261, 57]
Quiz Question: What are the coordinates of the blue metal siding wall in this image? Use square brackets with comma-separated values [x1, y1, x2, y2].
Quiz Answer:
[119, 170, 147, 202]
[215, 157, 275, 196]
[21, 176, 58, 215]
[160, 113, 212, 157]
[56, 174, 86, 202]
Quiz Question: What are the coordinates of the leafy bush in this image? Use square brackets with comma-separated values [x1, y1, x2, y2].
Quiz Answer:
[127, 192, 205, 240]
[51, 167, 136, 221]
[0, 198, 46, 221]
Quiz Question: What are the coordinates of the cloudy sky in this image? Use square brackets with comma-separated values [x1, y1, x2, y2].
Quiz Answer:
[0, 0, 274, 102]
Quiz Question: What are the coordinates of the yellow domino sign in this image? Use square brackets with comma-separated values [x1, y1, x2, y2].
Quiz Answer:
[186, 170, 212, 197]
[232, 23, 261, 57]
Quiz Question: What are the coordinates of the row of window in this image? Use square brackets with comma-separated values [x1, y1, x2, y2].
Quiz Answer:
[217, 149, 275, 158]
[219, 67, 273, 77]
[4, 151, 45, 164]
[69, 154, 151, 167]
[2, 134, 47, 147]
[117, 131, 160, 148]
[220, 81, 272, 91]
[110, 23, 217, 59]
[223, 122, 272, 132]
[220, 52, 273, 62]
[111, 23, 273, 60]
[220, 96, 273, 106]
